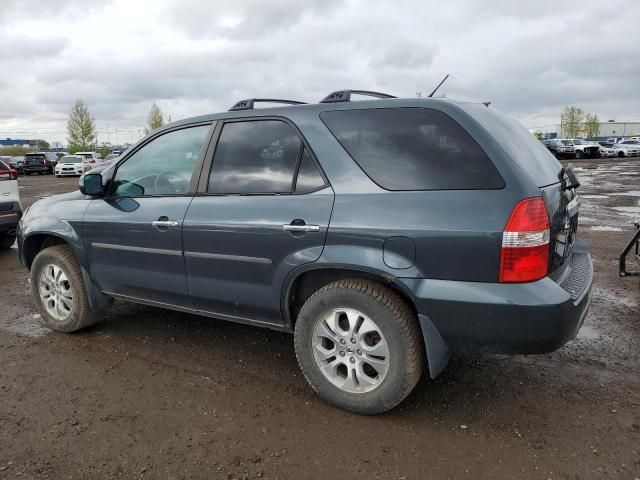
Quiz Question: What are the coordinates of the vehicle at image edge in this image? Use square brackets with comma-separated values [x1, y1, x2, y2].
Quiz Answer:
[55, 155, 90, 177]
[23, 152, 58, 175]
[559, 138, 600, 159]
[597, 142, 616, 158]
[610, 141, 640, 158]
[17, 92, 593, 414]
[543, 138, 575, 158]
[0, 160, 22, 249]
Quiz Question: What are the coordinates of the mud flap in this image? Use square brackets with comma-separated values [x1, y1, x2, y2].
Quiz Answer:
[418, 314, 451, 379]
[81, 267, 112, 311]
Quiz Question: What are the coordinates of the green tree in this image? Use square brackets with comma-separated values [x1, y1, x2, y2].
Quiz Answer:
[584, 113, 600, 139]
[98, 142, 111, 158]
[67, 99, 96, 152]
[560, 106, 585, 138]
[36, 139, 50, 150]
[533, 131, 543, 140]
[144, 103, 165, 135]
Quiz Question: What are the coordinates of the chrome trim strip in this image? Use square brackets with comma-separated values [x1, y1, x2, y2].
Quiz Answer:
[184, 251, 272, 264]
[91, 242, 182, 256]
[103, 291, 286, 330]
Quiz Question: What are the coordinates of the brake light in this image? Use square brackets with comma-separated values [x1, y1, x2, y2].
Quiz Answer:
[499, 197, 550, 283]
[0, 169, 17, 180]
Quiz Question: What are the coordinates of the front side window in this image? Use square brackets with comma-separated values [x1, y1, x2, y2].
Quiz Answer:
[112, 125, 209, 197]
[321, 108, 504, 190]
[208, 120, 302, 194]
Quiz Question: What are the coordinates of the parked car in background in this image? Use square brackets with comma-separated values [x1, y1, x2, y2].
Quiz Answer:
[8, 156, 25, 174]
[101, 153, 121, 165]
[0, 159, 22, 249]
[18, 93, 592, 414]
[598, 142, 616, 158]
[54, 155, 89, 177]
[55, 152, 70, 161]
[559, 139, 600, 159]
[611, 141, 640, 157]
[543, 139, 575, 158]
[23, 152, 57, 175]
[75, 152, 101, 167]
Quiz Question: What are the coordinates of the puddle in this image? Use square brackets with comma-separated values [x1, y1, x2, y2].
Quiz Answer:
[0, 313, 50, 337]
[611, 206, 640, 217]
[581, 194, 609, 199]
[579, 216, 597, 224]
[590, 225, 623, 232]
[612, 191, 640, 197]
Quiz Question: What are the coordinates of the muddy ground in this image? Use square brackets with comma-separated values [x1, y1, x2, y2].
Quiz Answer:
[0, 161, 639, 480]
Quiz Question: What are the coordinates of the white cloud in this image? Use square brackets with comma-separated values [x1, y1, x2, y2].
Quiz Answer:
[0, 0, 638, 143]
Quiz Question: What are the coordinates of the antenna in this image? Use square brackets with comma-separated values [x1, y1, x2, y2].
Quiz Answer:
[428, 74, 449, 98]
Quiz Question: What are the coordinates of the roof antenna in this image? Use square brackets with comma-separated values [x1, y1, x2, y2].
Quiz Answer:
[428, 74, 449, 98]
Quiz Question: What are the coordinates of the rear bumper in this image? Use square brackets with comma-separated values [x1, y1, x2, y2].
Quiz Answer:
[399, 239, 593, 355]
[24, 165, 51, 173]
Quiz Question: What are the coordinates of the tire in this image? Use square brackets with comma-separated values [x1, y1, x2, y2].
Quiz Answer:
[294, 279, 424, 414]
[30, 244, 98, 333]
[575, 150, 582, 159]
[618, 151, 625, 158]
[0, 234, 15, 249]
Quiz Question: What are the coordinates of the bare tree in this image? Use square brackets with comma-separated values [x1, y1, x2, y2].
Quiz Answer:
[67, 99, 97, 152]
[144, 103, 166, 135]
[560, 106, 584, 138]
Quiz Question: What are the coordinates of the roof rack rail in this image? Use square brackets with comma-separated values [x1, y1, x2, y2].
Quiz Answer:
[319, 90, 397, 103]
[229, 98, 307, 112]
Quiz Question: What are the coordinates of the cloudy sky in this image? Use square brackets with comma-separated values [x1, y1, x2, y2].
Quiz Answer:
[1, 0, 639, 144]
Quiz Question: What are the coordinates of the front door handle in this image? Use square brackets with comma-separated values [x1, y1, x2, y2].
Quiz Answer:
[282, 224, 320, 233]
[152, 217, 180, 229]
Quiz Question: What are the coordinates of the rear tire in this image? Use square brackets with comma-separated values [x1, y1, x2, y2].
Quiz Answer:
[294, 279, 424, 414]
[0, 234, 15, 249]
[30, 245, 98, 333]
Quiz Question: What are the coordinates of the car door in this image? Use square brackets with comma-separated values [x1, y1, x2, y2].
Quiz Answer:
[82, 123, 214, 306]
[183, 118, 334, 325]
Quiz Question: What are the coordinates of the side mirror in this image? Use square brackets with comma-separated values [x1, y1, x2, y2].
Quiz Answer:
[79, 173, 104, 196]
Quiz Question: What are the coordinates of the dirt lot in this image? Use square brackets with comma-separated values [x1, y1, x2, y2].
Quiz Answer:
[1, 162, 639, 480]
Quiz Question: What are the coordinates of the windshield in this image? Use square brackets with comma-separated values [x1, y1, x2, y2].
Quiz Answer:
[561, 140, 572, 145]
[60, 156, 82, 163]
[572, 139, 586, 145]
[78, 154, 93, 159]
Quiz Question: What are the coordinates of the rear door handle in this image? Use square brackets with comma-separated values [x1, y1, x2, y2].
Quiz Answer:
[282, 224, 320, 233]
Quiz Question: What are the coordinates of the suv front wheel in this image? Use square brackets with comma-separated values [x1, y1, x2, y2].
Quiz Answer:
[30, 245, 99, 333]
[294, 279, 424, 414]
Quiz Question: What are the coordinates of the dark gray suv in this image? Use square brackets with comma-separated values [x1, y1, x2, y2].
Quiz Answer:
[17, 92, 592, 414]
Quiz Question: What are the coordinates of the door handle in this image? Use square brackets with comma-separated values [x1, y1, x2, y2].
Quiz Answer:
[282, 224, 320, 233]
[152, 220, 179, 228]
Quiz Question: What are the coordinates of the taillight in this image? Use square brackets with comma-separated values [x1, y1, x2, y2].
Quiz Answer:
[0, 169, 17, 180]
[499, 197, 550, 283]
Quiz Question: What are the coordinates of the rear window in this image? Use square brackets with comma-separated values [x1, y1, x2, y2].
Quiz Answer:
[320, 107, 504, 190]
[25, 154, 46, 162]
[464, 104, 562, 187]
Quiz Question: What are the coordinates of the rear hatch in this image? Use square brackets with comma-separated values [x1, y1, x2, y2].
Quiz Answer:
[465, 104, 579, 276]
[24, 154, 47, 166]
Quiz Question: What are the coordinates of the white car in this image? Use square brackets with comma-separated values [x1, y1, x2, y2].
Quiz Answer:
[0, 159, 22, 249]
[612, 141, 640, 157]
[598, 143, 616, 158]
[55, 155, 90, 177]
[75, 151, 101, 167]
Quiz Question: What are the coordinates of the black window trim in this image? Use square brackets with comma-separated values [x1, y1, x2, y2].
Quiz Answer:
[319, 106, 506, 192]
[105, 121, 216, 200]
[196, 115, 330, 197]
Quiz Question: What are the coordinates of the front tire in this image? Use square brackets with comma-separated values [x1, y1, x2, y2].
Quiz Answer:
[294, 279, 424, 414]
[30, 245, 98, 333]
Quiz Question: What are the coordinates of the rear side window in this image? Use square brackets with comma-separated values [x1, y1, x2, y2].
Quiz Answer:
[208, 120, 302, 194]
[321, 108, 504, 191]
[295, 147, 326, 193]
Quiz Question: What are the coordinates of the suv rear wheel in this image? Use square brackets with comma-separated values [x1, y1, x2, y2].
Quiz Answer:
[30, 245, 98, 332]
[294, 279, 424, 414]
[0, 234, 15, 249]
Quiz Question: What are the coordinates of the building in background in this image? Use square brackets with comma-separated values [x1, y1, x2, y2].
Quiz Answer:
[533, 120, 640, 139]
[0, 138, 36, 148]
